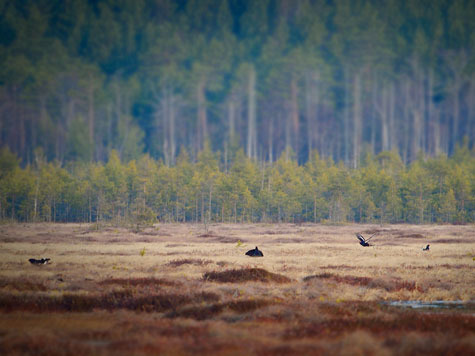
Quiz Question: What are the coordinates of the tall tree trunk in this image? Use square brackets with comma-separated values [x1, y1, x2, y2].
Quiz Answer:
[411, 64, 425, 161]
[33, 174, 39, 221]
[427, 70, 439, 155]
[87, 74, 95, 160]
[411, 68, 423, 161]
[381, 85, 390, 151]
[285, 109, 291, 161]
[371, 74, 378, 152]
[452, 80, 460, 154]
[446, 50, 468, 154]
[388, 82, 395, 151]
[168, 89, 176, 165]
[314, 195, 317, 223]
[209, 187, 212, 223]
[38, 95, 48, 152]
[412, 107, 422, 160]
[268, 118, 274, 162]
[19, 103, 26, 162]
[352, 73, 362, 168]
[13, 86, 26, 161]
[403, 80, 411, 163]
[197, 76, 207, 150]
[162, 86, 170, 166]
[225, 98, 234, 171]
[228, 99, 235, 141]
[118, 92, 131, 160]
[114, 82, 122, 154]
[343, 67, 351, 164]
[407, 58, 423, 162]
[247, 66, 257, 159]
[290, 75, 299, 159]
[305, 72, 318, 160]
[200, 193, 204, 223]
[433, 109, 441, 156]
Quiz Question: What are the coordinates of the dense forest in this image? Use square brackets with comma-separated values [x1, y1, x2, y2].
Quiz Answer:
[0, 143, 473, 224]
[0, 1, 474, 224]
[0, 0, 474, 166]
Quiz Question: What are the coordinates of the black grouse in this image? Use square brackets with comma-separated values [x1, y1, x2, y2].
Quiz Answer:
[422, 244, 430, 251]
[245, 246, 264, 257]
[356, 233, 376, 247]
[29, 258, 51, 265]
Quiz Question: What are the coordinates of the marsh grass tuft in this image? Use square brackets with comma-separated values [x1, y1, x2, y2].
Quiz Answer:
[203, 268, 291, 283]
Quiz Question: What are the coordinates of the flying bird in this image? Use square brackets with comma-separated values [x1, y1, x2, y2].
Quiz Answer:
[422, 244, 430, 251]
[245, 246, 264, 257]
[356, 233, 377, 247]
[29, 258, 51, 265]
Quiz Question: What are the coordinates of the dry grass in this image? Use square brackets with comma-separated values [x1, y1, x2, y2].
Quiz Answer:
[166, 258, 213, 267]
[0, 222, 474, 355]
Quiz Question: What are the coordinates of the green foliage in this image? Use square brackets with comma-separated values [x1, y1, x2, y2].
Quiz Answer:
[0, 147, 19, 178]
[0, 148, 473, 224]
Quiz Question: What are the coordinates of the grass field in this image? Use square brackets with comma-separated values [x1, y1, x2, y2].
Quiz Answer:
[0, 223, 474, 355]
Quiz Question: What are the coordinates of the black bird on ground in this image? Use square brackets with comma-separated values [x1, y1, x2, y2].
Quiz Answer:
[356, 233, 376, 247]
[245, 246, 264, 257]
[422, 244, 430, 251]
[29, 258, 51, 265]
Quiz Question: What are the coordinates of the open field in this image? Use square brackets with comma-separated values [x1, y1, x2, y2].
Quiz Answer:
[0, 223, 474, 355]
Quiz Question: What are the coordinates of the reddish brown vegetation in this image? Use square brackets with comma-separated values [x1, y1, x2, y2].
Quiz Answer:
[203, 268, 291, 283]
[434, 238, 471, 243]
[197, 232, 245, 243]
[168, 299, 273, 320]
[99, 277, 177, 287]
[198, 232, 215, 238]
[320, 264, 355, 270]
[0, 290, 220, 313]
[285, 304, 475, 339]
[396, 233, 425, 239]
[303, 273, 423, 292]
[304, 273, 372, 286]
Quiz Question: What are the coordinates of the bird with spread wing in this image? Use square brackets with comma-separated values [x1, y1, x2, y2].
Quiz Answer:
[356, 233, 377, 247]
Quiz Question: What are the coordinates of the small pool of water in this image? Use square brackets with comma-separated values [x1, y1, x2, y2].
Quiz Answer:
[385, 300, 473, 310]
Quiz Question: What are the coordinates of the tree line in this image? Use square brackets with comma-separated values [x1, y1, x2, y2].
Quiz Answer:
[0, 143, 473, 224]
[0, 0, 474, 167]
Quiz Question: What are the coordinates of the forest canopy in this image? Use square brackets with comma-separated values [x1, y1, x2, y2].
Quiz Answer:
[0, 0, 474, 166]
[0, 143, 473, 224]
